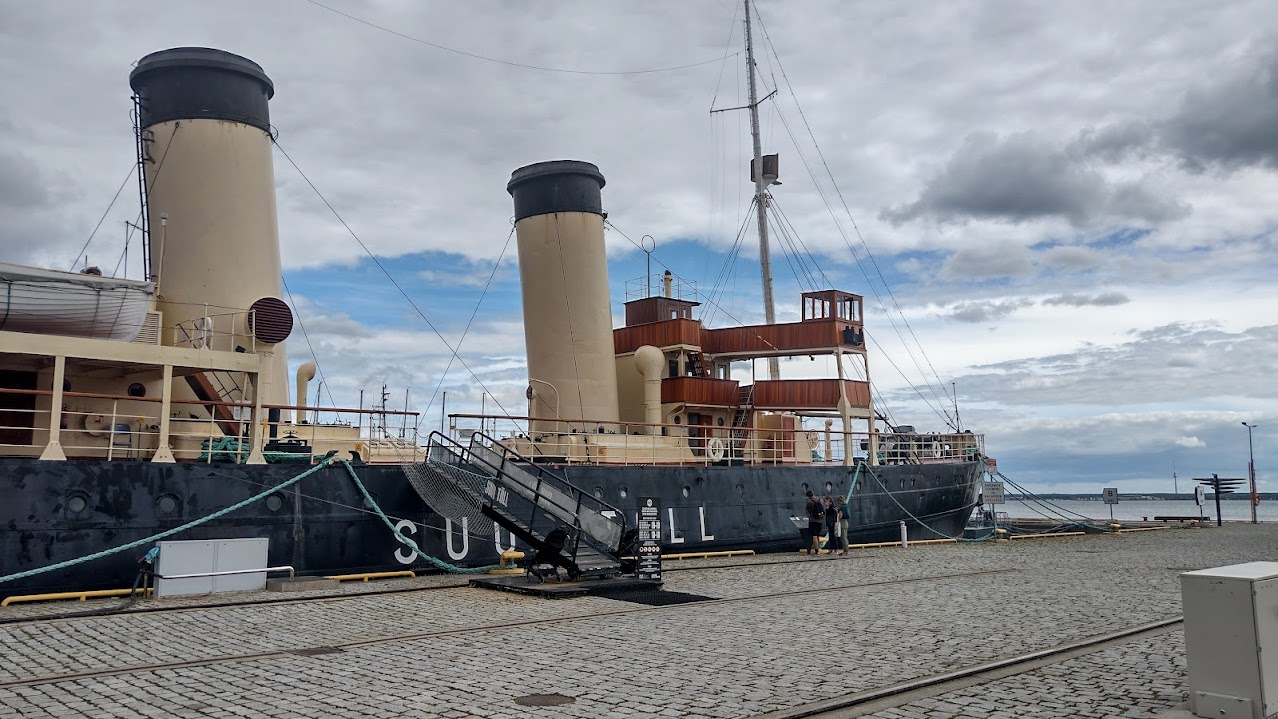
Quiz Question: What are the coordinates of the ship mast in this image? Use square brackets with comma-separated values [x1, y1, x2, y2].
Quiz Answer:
[743, 0, 780, 380]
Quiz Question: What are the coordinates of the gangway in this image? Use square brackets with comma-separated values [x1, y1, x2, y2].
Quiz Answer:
[407, 431, 627, 580]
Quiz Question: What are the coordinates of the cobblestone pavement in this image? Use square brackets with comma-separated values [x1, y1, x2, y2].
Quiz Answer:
[0, 523, 1269, 717]
[859, 631, 1188, 719]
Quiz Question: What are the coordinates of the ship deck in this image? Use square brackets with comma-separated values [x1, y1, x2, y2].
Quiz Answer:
[0, 522, 1268, 718]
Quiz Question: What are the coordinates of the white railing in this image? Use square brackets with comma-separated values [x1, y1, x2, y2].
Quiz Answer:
[0, 387, 422, 465]
[447, 413, 983, 468]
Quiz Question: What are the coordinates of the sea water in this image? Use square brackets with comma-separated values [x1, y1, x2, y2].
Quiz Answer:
[1000, 498, 1275, 523]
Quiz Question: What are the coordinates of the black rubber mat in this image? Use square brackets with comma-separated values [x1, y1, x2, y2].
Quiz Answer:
[591, 587, 718, 605]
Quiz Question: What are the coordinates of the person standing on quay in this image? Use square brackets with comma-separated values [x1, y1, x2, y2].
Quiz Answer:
[823, 496, 839, 555]
[834, 496, 850, 555]
[804, 491, 824, 555]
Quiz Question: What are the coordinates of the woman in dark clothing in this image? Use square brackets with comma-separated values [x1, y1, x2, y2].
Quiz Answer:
[823, 496, 839, 554]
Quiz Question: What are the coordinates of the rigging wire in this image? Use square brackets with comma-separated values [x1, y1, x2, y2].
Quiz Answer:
[69, 165, 135, 272]
[304, 0, 741, 76]
[271, 138, 523, 430]
[703, 198, 755, 317]
[748, 69, 952, 426]
[766, 206, 819, 291]
[767, 96, 954, 429]
[420, 227, 515, 427]
[280, 274, 340, 410]
[605, 219, 783, 355]
[70, 122, 182, 273]
[753, 6, 957, 419]
[708, 1, 740, 111]
[767, 211, 815, 293]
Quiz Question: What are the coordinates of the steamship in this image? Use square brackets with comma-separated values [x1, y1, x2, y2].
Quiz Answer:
[0, 45, 984, 598]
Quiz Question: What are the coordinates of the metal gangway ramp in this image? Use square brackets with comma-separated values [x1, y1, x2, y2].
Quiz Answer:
[404, 431, 627, 579]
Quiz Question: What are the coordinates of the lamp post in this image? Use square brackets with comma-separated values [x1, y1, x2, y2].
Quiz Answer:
[1243, 422, 1258, 524]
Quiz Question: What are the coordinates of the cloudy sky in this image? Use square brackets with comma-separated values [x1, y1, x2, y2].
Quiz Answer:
[1, 0, 1274, 494]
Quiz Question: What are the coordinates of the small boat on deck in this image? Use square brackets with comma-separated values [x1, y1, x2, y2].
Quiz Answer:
[0, 262, 153, 342]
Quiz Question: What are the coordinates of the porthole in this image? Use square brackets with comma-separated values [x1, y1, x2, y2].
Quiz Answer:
[673, 416, 681, 425]
[716, 417, 724, 427]
[695, 476, 705, 486]
[127, 383, 146, 397]
[824, 482, 834, 493]
[265, 493, 284, 512]
[62, 379, 72, 392]
[363, 492, 378, 510]
[735, 483, 745, 497]
[67, 493, 88, 514]
[681, 485, 691, 498]
[157, 494, 178, 515]
[619, 486, 628, 499]
[593, 487, 604, 499]
[800, 482, 810, 492]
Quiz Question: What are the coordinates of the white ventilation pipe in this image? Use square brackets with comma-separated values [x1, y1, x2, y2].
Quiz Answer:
[295, 361, 316, 424]
[634, 345, 665, 435]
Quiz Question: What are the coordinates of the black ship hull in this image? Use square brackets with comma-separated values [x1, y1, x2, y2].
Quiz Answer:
[0, 457, 982, 597]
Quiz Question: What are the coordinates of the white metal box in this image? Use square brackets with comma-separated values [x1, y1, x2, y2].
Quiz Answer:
[1181, 562, 1278, 719]
[154, 538, 269, 597]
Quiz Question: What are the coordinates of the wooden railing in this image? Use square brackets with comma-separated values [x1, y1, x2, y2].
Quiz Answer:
[661, 376, 740, 405]
[751, 379, 871, 409]
[614, 318, 703, 354]
[702, 318, 863, 357]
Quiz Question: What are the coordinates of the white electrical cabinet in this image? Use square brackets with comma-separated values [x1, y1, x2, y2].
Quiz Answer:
[154, 538, 269, 597]
[1181, 562, 1278, 719]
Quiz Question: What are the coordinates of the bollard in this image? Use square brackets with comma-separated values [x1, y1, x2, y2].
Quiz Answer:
[487, 550, 525, 575]
[899, 520, 909, 548]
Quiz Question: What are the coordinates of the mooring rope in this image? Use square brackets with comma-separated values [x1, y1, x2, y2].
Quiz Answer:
[861, 463, 993, 543]
[338, 460, 499, 574]
[0, 457, 504, 587]
[0, 457, 340, 585]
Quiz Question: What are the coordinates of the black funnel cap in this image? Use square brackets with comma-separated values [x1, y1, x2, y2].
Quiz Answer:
[130, 47, 274, 132]
[507, 160, 606, 222]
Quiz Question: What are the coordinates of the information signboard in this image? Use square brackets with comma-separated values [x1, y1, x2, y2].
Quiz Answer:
[1103, 487, 1119, 505]
[637, 497, 662, 582]
[981, 481, 1005, 505]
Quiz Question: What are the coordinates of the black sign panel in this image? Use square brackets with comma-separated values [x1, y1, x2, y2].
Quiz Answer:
[637, 497, 662, 582]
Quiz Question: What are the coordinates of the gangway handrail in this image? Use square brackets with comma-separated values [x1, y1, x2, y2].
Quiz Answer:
[422, 431, 626, 575]
[468, 431, 627, 552]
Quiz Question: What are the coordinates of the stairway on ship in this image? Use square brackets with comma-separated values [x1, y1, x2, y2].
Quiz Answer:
[406, 431, 628, 580]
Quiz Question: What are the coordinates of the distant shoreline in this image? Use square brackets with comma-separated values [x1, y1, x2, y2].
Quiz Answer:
[1008, 493, 1267, 501]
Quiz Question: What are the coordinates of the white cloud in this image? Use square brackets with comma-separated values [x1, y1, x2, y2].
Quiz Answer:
[0, 1, 1275, 492]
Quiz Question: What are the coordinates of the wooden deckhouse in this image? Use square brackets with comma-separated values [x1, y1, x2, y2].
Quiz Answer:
[614, 280, 877, 465]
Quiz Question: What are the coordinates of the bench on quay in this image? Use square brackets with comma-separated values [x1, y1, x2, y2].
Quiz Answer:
[1151, 515, 1203, 522]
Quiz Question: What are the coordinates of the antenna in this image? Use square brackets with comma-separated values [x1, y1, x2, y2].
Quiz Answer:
[952, 382, 961, 432]
[401, 387, 410, 439]
[1173, 460, 1178, 495]
[379, 383, 390, 439]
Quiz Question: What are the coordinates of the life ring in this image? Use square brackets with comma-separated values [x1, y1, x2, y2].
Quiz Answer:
[706, 437, 726, 462]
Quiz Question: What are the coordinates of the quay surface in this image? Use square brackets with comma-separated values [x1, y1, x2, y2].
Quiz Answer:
[0, 523, 1271, 718]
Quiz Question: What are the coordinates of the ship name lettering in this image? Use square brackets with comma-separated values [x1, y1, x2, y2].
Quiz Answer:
[445, 517, 469, 560]
[494, 526, 516, 555]
[699, 506, 714, 542]
[667, 508, 685, 544]
[393, 519, 418, 565]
